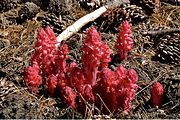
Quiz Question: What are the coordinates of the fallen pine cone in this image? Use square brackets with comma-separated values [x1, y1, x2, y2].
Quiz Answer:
[152, 33, 180, 65]
[95, 3, 148, 32]
[130, 0, 160, 15]
[18, 2, 40, 23]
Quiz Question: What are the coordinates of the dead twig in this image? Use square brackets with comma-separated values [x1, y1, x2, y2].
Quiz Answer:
[55, 6, 108, 47]
[143, 28, 180, 36]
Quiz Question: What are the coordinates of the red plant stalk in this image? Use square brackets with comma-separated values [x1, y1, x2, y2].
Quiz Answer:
[31, 26, 57, 66]
[63, 86, 77, 109]
[96, 65, 138, 114]
[116, 66, 138, 113]
[115, 20, 134, 60]
[24, 63, 42, 92]
[55, 43, 69, 74]
[151, 82, 164, 107]
[81, 27, 111, 86]
[24, 26, 66, 93]
[69, 67, 95, 103]
[96, 68, 117, 113]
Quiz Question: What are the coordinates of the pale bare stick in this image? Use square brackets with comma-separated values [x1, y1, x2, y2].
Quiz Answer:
[55, 6, 108, 47]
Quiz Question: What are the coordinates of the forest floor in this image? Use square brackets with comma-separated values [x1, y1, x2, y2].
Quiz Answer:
[0, 0, 179, 119]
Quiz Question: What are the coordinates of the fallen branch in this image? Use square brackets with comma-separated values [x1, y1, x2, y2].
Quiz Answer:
[143, 28, 180, 36]
[55, 6, 108, 47]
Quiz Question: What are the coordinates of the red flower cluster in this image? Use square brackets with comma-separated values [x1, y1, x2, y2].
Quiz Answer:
[115, 20, 134, 60]
[24, 23, 138, 114]
[96, 65, 138, 113]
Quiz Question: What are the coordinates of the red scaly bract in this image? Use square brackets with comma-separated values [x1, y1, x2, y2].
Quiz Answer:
[115, 20, 134, 60]
[151, 82, 164, 107]
[24, 26, 59, 94]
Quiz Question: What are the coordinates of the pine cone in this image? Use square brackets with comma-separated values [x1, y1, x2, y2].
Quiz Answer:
[95, 4, 147, 32]
[18, 2, 40, 23]
[0, 0, 20, 12]
[46, 0, 64, 16]
[153, 33, 180, 64]
[130, 0, 160, 15]
[44, 0, 81, 17]
[122, 4, 148, 23]
[96, 6, 128, 32]
[42, 13, 65, 34]
[22, 0, 70, 16]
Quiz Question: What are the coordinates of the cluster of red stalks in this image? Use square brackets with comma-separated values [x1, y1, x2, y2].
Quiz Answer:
[24, 20, 164, 115]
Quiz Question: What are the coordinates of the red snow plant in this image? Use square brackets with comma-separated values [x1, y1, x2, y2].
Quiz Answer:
[115, 20, 134, 60]
[24, 22, 138, 114]
[151, 82, 164, 108]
